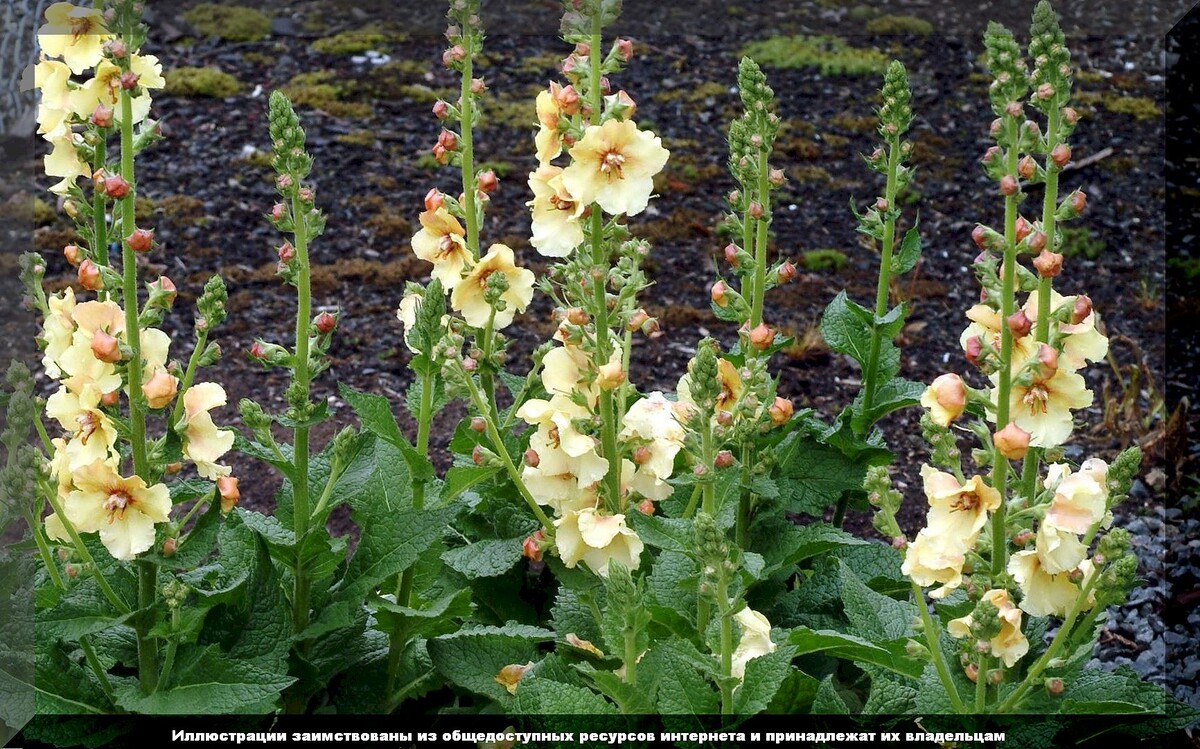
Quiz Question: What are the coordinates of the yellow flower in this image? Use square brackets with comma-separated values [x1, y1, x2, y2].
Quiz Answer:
[62, 460, 171, 560]
[58, 300, 126, 394]
[38, 2, 112, 75]
[527, 165, 584, 257]
[1008, 549, 1080, 618]
[44, 132, 89, 195]
[74, 57, 162, 126]
[411, 206, 471, 290]
[1035, 523, 1086, 575]
[450, 243, 535, 329]
[948, 589, 1029, 668]
[45, 385, 119, 472]
[921, 373, 966, 427]
[561, 119, 669, 217]
[619, 392, 685, 501]
[45, 512, 71, 544]
[919, 465, 1002, 547]
[554, 507, 643, 576]
[35, 59, 76, 141]
[1044, 459, 1108, 535]
[901, 529, 968, 599]
[180, 383, 234, 479]
[517, 395, 609, 510]
[41, 287, 77, 379]
[993, 366, 1093, 448]
[535, 90, 563, 163]
[1022, 291, 1108, 370]
[731, 607, 777, 681]
[521, 466, 598, 516]
[676, 358, 743, 421]
[960, 303, 1037, 370]
[47, 436, 75, 498]
[494, 662, 534, 695]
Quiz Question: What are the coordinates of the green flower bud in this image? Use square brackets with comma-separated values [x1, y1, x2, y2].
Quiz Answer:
[879, 61, 913, 137]
[239, 398, 272, 433]
[970, 598, 1002, 641]
[692, 511, 727, 568]
[983, 22, 1029, 117]
[197, 275, 229, 333]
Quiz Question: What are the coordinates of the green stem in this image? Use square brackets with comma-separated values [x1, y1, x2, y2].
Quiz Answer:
[975, 654, 989, 712]
[173, 489, 214, 538]
[681, 483, 702, 519]
[119, 84, 158, 694]
[749, 149, 770, 329]
[155, 609, 181, 693]
[623, 628, 638, 686]
[460, 46, 479, 257]
[30, 509, 65, 590]
[93, 137, 108, 270]
[291, 192, 313, 635]
[912, 581, 967, 713]
[997, 576, 1098, 712]
[862, 135, 901, 418]
[79, 636, 116, 704]
[716, 580, 734, 715]
[735, 442, 752, 549]
[170, 330, 208, 428]
[700, 418, 715, 515]
[990, 122, 1020, 579]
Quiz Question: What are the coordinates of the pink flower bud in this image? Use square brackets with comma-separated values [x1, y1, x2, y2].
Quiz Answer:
[1014, 216, 1032, 244]
[424, 188, 444, 212]
[65, 564, 78, 578]
[1033, 249, 1063, 278]
[1037, 343, 1059, 378]
[437, 129, 458, 151]
[1005, 100, 1023, 118]
[314, 311, 337, 335]
[276, 174, 293, 190]
[91, 104, 113, 128]
[1007, 309, 1032, 338]
[891, 536, 907, 550]
[524, 448, 540, 468]
[598, 361, 625, 390]
[298, 187, 314, 203]
[162, 538, 177, 556]
[1018, 155, 1037, 180]
[965, 335, 984, 366]
[769, 396, 793, 426]
[278, 242, 295, 263]
[472, 445, 486, 466]
[1037, 83, 1055, 100]
[727, 189, 741, 205]
[1046, 678, 1064, 696]
[1071, 295, 1092, 325]
[470, 77, 486, 94]
[432, 100, 450, 120]
[127, 228, 153, 253]
[470, 416, 487, 433]
[104, 174, 130, 199]
[926, 373, 966, 424]
[102, 390, 120, 407]
[971, 225, 989, 250]
[561, 55, 578, 75]
[750, 134, 763, 148]
[1051, 143, 1071, 168]
[555, 84, 581, 115]
[599, 76, 611, 95]
[710, 280, 729, 307]
[777, 261, 797, 285]
[748, 202, 764, 219]
[218, 476, 240, 513]
[91, 329, 121, 363]
[982, 145, 1002, 166]
[575, 41, 590, 56]
[1061, 107, 1078, 125]
[716, 410, 734, 427]
[119, 71, 139, 90]
[271, 203, 286, 221]
[462, 357, 477, 372]
[522, 533, 544, 562]
[749, 323, 773, 350]
[105, 39, 127, 59]
[1012, 529, 1035, 546]
[1000, 175, 1019, 196]
[249, 341, 267, 360]
[78, 259, 103, 290]
[476, 169, 498, 194]
[632, 446, 652, 466]
[715, 450, 734, 469]
[158, 276, 177, 303]
[63, 244, 83, 266]
[874, 197, 889, 212]
[443, 45, 466, 66]
[142, 370, 178, 409]
[723, 243, 740, 267]
[693, 463, 708, 477]
[616, 39, 633, 61]
[1027, 231, 1047, 252]
[627, 309, 649, 332]
[566, 307, 589, 325]
[1071, 190, 1087, 213]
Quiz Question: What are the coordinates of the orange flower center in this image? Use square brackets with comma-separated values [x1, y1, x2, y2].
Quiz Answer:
[950, 490, 981, 514]
[76, 412, 99, 444]
[104, 490, 133, 522]
[599, 149, 626, 179]
[1022, 384, 1050, 414]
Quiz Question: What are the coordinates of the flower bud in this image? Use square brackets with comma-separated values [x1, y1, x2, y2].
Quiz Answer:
[1051, 143, 1071, 168]
[104, 174, 130, 199]
[561, 307, 588, 326]
[249, 341, 267, 360]
[599, 76, 612, 95]
[892, 536, 908, 550]
[637, 498, 655, 515]
[1005, 100, 1023, 118]
[693, 463, 708, 477]
[162, 538, 177, 556]
[749, 323, 773, 350]
[143, 370, 178, 409]
[119, 71, 139, 90]
[1071, 295, 1092, 325]
[470, 77, 486, 95]
[1045, 677, 1064, 696]
[424, 188, 444, 212]
[165, 461, 182, 475]
[1012, 529, 1035, 546]
[769, 396, 793, 426]
[1037, 343, 1059, 378]
[710, 280, 729, 308]
[1061, 107, 1078, 125]
[278, 242, 295, 263]
[432, 100, 450, 120]
[1007, 309, 1032, 338]
[1037, 82, 1055, 101]
[276, 174, 293, 190]
[723, 243, 739, 267]
[91, 104, 113, 128]
[524, 448, 540, 467]
[437, 130, 458, 151]
[748, 202, 763, 219]
[78, 259, 103, 290]
[443, 45, 466, 66]
[65, 564, 79, 578]
[727, 190, 740, 205]
[632, 446, 652, 466]
[314, 311, 337, 335]
[471, 416, 487, 433]
[271, 202, 286, 222]
[715, 450, 734, 469]
[1033, 250, 1063, 277]
[971, 225, 989, 250]
[217, 476, 240, 513]
[777, 261, 797, 284]
[964, 335, 984, 366]
[716, 410, 734, 427]
[522, 533, 544, 562]
[101, 390, 120, 407]
[472, 444, 486, 466]
[1018, 155, 1037, 180]
[127, 228, 153, 253]
[627, 309, 649, 332]
[105, 39, 128, 58]
[1071, 190, 1087, 213]
[1000, 175, 1019, 196]
[768, 168, 786, 187]
[298, 187, 314, 204]
[462, 356, 477, 372]
[965, 663, 979, 683]
[555, 84, 580, 115]
[924, 373, 966, 426]
[1027, 230, 1047, 253]
[1014, 216, 1032, 244]
[598, 361, 625, 390]
[874, 197, 889, 212]
[63, 244, 83, 266]
[616, 38, 633, 61]
[575, 41, 591, 56]
[157, 276, 178, 305]
[476, 169, 498, 194]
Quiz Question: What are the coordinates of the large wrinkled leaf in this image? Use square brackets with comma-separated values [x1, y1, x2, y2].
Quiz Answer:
[428, 624, 555, 704]
[112, 646, 294, 714]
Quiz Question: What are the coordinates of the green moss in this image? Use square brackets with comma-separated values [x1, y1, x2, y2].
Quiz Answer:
[311, 27, 399, 55]
[515, 51, 566, 75]
[742, 35, 888, 76]
[336, 130, 378, 147]
[821, 133, 850, 149]
[800, 249, 849, 271]
[1059, 227, 1105, 260]
[790, 165, 832, 184]
[1168, 256, 1200, 281]
[33, 198, 56, 227]
[395, 83, 456, 104]
[865, 14, 933, 35]
[235, 150, 274, 169]
[829, 113, 876, 133]
[159, 195, 207, 225]
[241, 51, 276, 66]
[415, 153, 443, 172]
[481, 97, 535, 130]
[652, 81, 729, 106]
[282, 71, 373, 119]
[135, 196, 156, 222]
[1074, 68, 1106, 85]
[183, 4, 270, 42]
[1102, 94, 1161, 121]
[164, 66, 241, 98]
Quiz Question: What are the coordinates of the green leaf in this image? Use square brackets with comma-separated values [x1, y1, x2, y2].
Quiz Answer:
[643, 639, 720, 718]
[273, 400, 330, 429]
[819, 291, 899, 377]
[646, 551, 698, 637]
[372, 588, 473, 646]
[584, 668, 657, 714]
[765, 670, 820, 713]
[752, 517, 868, 575]
[627, 513, 693, 553]
[775, 434, 869, 516]
[893, 220, 922, 274]
[511, 673, 618, 715]
[428, 624, 555, 704]
[39, 578, 131, 642]
[198, 532, 290, 672]
[851, 376, 925, 433]
[340, 384, 434, 483]
[443, 465, 500, 503]
[141, 491, 222, 569]
[1059, 665, 1170, 714]
[812, 675, 850, 714]
[786, 627, 923, 678]
[112, 646, 295, 714]
[835, 542, 908, 595]
[233, 433, 295, 483]
[734, 644, 798, 716]
[441, 538, 522, 579]
[838, 558, 914, 640]
[550, 587, 602, 644]
[33, 645, 113, 714]
[861, 664, 918, 714]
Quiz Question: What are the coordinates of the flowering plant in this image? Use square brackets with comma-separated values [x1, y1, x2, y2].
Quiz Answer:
[7, 0, 1190, 735]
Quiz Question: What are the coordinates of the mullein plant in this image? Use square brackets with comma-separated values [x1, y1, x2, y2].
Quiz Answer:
[879, 2, 1150, 715]
[19, 0, 278, 711]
